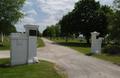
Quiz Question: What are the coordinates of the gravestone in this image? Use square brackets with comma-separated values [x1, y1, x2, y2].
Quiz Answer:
[78, 35, 84, 45]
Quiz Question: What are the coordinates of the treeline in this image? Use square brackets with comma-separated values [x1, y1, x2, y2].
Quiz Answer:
[43, 23, 75, 38]
[43, 23, 60, 38]
[43, 0, 120, 44]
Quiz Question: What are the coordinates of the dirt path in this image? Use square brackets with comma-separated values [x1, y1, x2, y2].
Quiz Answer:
[37, 38, 120, 78]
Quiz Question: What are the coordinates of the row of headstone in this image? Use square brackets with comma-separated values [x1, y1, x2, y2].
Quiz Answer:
[47, 37, 76, 40]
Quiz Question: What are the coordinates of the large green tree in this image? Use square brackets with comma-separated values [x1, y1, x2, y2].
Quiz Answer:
[113, 0, 120, 8]
[55, 23, 60, 37]
[72, 0, 111, 44]
[109, 11, 120, 40]
[50, 25, 56, 37]
[43, 25, 56, 38]
[108, 0, 120, 40]
[0, 0, 26, 34]
[37, 29, 42, 37]
[59, 0, 112, 43]
[59, 12, 75, 42]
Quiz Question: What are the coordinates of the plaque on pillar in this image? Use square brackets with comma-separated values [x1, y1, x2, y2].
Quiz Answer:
[29, 30, 37, 36]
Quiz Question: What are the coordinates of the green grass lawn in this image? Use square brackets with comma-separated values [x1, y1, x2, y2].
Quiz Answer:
[50, 38, 120, 64]
[0, 37, 10, 50]
[0, 37, 45, 50]
[37, 37, 45, 48]
[0, 58, 61, 78]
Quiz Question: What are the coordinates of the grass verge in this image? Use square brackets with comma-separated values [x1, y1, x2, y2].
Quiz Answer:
[37, 37, 45, 48]
[0, 37, 45, 50]
[50, 39, 120, 64]
[0, 58, 61, 78]
[0, 37, 10, 50]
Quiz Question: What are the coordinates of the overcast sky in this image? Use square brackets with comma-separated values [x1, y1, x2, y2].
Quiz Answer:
[15, 0, 114, 33]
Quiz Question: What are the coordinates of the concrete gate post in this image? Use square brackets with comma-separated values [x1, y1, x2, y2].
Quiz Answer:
[24, 24, 39, 64]
[90, 31, 100, 54]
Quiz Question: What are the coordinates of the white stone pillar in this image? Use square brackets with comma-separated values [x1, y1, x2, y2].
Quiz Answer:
[24, 24, 39, 64]
[95, 37, 103, 54]
[90, 31, 100, 54]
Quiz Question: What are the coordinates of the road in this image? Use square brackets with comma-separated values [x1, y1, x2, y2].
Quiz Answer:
[0, 37, 120, 78]
[37, 38, 120, 78]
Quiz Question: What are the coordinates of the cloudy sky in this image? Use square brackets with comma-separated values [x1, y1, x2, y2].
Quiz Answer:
[15, 0, 114, 33]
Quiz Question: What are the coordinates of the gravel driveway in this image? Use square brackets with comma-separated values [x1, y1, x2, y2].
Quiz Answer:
[37, 38, 120, 78]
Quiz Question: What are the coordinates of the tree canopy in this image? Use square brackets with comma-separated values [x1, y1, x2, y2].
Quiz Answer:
[59, 0, 112, 43]
[108, 0, 120, 40]
[43, 24, 60, 38]
[0, 0, 26, 35]
[43, 0, 115, 43]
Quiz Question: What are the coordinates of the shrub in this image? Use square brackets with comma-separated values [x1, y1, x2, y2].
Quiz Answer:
[103, 46, 120, 55]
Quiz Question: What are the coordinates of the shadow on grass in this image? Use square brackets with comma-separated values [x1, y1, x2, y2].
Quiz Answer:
[86, 53, 94, 56]
[0, 64, 10, 68]
[0, 58, 10, 68]
[51, 42, 91, 48]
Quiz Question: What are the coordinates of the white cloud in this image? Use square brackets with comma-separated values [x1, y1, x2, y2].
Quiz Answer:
[96, 0, 114, 6]
[27, 9, 37, 15]
[36, 0, 79, 32]
[38, 0, 78, 15]
[26, 1, 33, 6]
[35, 23, 48, 33]
[15, 17, 35, 32]
[23, 17, 35, 23]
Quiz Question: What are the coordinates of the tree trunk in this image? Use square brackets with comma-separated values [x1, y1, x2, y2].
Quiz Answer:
[66, 37, 68, 42]
[0, 32, 3, 42]
[86, 38, 90, 44]
[86, 34, 90, 44]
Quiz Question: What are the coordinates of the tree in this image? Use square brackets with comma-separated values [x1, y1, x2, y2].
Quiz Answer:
[109, 10, 120, 40]
[43, 29, 48, 37]
[55, 23, 60, 37]
[4, 21, 17, 35]
[59, 12, 74, 42]
[72, 0, 100, 44]
[37, 29, 42, 37]
[0, 0, 26, 35]
[50, 25, 56, 38]
[113, 0, 120, 8]
[71, 0, 111, 44]
[42, 25, 56, 38]
[107, 0, 120, 40]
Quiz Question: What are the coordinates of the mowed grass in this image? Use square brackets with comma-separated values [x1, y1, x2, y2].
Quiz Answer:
[37, 37, 45, 48]
[0, 58, 61, 78]
[0, 37, 45, 50]
[0, 37, 10, 50]
[50, 38, 120, 64]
